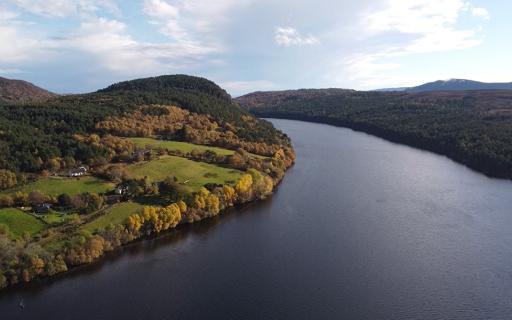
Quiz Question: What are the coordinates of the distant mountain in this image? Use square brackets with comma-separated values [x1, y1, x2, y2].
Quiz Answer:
[0, 76, 56, 104]
[377, 79, 512, 93]
[235, 88, 354, 110]
[374, 87, 408, 92]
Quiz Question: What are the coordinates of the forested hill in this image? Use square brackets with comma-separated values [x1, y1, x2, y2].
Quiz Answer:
[0, 76, 56, 104]
[99, 74, 232, 101]
[0, 75, 292, 173]
[235, 88, 354, 110]
[236, 89, 512, 179]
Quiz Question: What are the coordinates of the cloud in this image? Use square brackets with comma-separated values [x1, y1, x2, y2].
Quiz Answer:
[275, 27, 319, 47]
[0, 0, 229, 78]
[471, 7, 490, 20]
[364, 0, 484, 53]
[345, 0, 488, 87]
[9, 0, 120, 18]
[68, 17, 217, 75]
[143, 0, 249, 48]
[144, 0, 179, 18]
[0, 7, 54, 64]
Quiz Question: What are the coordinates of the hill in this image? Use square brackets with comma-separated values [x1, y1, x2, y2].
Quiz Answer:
[0, 76, 56, 104]
[0, 75, 292, 173]
[0, 74, 295, 291]
[235, 88, 354, 110]
[376, 79, 512, 92]
[236, 89, 512, 179]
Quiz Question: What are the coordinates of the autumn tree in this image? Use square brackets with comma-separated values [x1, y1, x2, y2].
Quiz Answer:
[235, 174, 253, 202]
[0, 170, 17, 190]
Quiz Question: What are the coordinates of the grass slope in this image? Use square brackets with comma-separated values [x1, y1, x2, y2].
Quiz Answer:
[82, 202, 143, 232]
[4, 176, 114, 197]
[0, 208, 46, 239]
[126, 155, 242, 191]
[129, 137, 235, 156]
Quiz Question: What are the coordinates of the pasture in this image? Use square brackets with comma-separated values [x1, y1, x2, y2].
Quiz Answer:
[0, 208, 46, 239]
[125, 155, 242, 191]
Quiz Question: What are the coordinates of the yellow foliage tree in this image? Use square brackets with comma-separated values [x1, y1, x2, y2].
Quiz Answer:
[206, 194, 220, 215]
[222, 185, 236, 207]
[177, 200, 187, 213]
[235, 174, 253, 195]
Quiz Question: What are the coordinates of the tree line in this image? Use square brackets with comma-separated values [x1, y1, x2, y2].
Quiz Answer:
[0, 168, 280, 289]
[250, 91, 512, 179]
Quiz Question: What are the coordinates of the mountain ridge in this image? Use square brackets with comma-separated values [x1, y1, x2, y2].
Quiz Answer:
[376, 79, 512, 92]
[0, 76, 56, 104]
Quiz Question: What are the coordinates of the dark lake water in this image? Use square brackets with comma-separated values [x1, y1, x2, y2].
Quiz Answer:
[2, 119, 512, 319]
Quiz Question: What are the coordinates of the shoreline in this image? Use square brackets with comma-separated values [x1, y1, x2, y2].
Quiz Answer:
[257, 113, 512, 181]
[0, 166, 292, 294]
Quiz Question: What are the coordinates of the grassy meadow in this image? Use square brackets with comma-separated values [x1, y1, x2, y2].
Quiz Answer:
[0, 208, 46, 239]
[82, 202, 144, 233]
[129, 137, 236, 156]
[125, 155, 242, 191]
[3, 176, 115, 197]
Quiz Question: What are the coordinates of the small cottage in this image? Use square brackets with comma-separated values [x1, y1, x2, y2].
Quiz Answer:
[69, 166, 87, 177]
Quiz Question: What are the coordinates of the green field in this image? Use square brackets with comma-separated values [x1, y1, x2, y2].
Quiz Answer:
[4, 176, 115, 197]
[129, 137, 236, 156]
[0, 208, 46, 239]
[125, 155, 242, 191]
[39, 212, 80, 225]
[82, 202, 144, 232]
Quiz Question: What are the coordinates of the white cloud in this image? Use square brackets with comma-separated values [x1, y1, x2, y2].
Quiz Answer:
[143, 0, 250, 48]
[275, 27, 319, 47]
[68, 17, 216, 75]
[9, 0, 120, 18]
[471, 7, 490, 20]
[143, 0, 179, 19]
[345, 0, 488, 87]
[366, 0, 468, 35]
[0, 0, 230, 78]
[0, 7, 53, 63]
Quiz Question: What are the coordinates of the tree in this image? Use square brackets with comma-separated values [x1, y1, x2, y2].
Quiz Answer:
[192, 187, 210, 210]
[29, 191, 47, 206]
[205, 194, 220, 215]
[221, 185, 236, 207]
[58, 193, 72, 207]
[0, 195, 14, 208]
[159, 176, 181, 200]
[82, 193, 104, 213]
[47, 158, 61, 172]
[0, 170, 17, 190]
[70, 194, 85, 210]
[235, 174, 253, 201]
[13, 192, 29, 207]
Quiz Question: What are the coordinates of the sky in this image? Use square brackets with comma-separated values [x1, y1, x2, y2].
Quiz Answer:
[0, 0, 510, 96]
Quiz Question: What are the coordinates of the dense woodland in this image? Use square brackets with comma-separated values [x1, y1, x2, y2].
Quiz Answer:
[239, 90, 512, 179]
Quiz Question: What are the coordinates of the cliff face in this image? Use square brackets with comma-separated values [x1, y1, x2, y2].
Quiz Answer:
[0, 77, 56, 104]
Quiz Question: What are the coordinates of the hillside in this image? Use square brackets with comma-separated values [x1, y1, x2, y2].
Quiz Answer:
[236, 89, 512, 179]
[0, 75, 295, 290]
[235, 88, 354, 110]
[376, 79, 512, 93]
[0, 76, 56, 104]
[0, 75, 292, 173]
